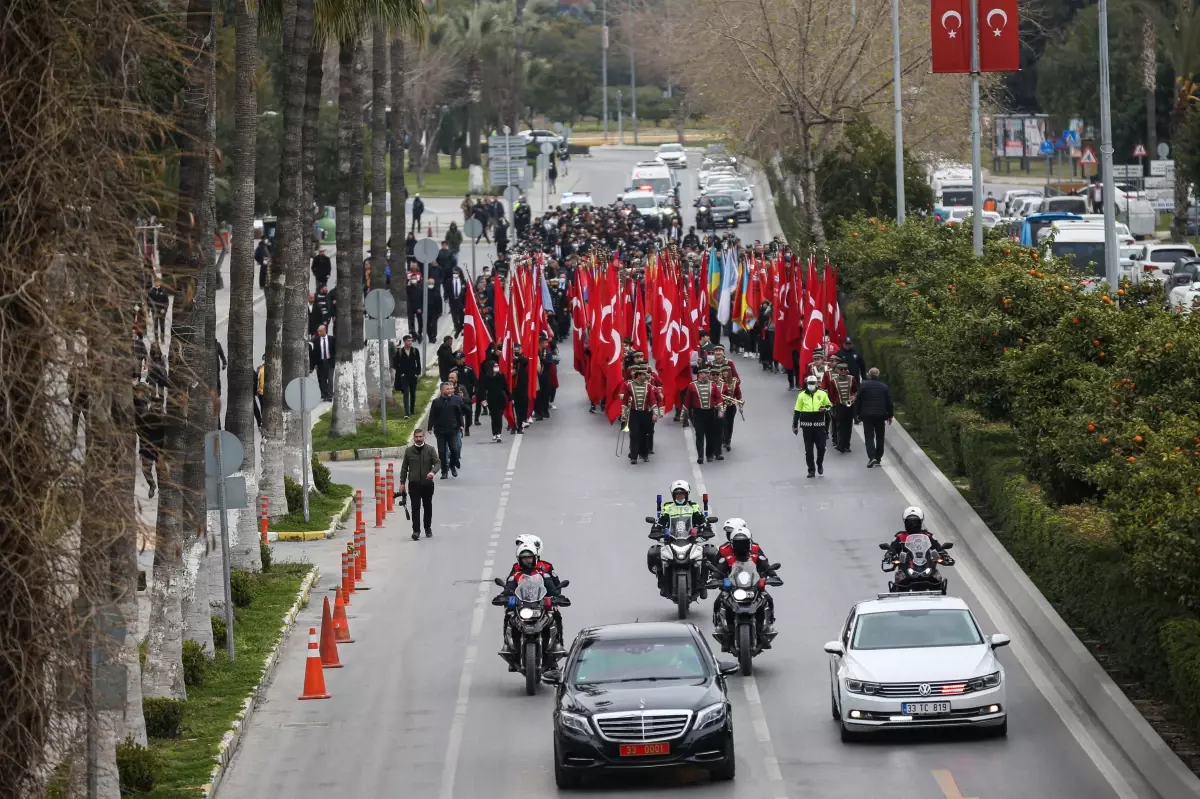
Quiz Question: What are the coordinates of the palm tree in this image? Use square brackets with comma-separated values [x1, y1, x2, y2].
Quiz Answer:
[332, 37, 360, 436]
[389, 30, 410, 330]
[1144, 14, 1159, 162]
[351, 36, 372, 422]
[227, 0, 264, 569]
[1139, 0, 1200, 238]
[445, 3, 505, 168]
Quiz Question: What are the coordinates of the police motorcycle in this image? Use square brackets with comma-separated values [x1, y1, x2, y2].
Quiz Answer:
[879, 533, 954, 594]
[645, 493, 718, 619]
[709, 558, 783, 676]
[491, 573, 572, 696]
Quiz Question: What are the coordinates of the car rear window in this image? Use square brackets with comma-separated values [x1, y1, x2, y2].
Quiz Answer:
[1151, 248, 1196, 265]
[710, 195, 735, 208]
[851, 609, 983, 650]
[572, 639, 707, 684]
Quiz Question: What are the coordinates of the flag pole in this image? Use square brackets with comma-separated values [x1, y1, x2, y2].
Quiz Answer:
[970, 0, 983, 256]
[891, 0, 905, 225]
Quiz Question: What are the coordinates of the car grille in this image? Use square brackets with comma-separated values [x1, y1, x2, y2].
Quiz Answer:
[594, 710, 693, 743]
[874, 679, 982, 698]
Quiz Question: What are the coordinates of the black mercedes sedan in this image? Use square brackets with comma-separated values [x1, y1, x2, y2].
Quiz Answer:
[543, 621, 738, 789]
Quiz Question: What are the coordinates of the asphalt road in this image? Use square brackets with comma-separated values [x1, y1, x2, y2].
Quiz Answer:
[215, 148, 1145, 799]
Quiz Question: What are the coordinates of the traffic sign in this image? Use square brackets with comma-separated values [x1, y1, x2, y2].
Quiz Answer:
[540, 142, 555, 155]
[1039, 140, 1054, 156]
[285, 375, 321, 413]
[1150, 159, 1175, 177]
[488, 135, 525, 157]
[1080, 146, 1098, 166]
[552, 122, 564, 134]
[463, 218, 483, 239]
[1133, 143, 1148, 158]
[1110, 165, 1140, 178]
[503, 186, 521, 204]
[1063, 130, 1079, 146]
[205, 474, 248, 511]
[204, 431, 244, 479]
[364, 317, 396, 340]
[1054, 137, 1066, 151]
[414, 237, 440, 264]
[536, 153, 549, 170]
[365, 288, 395, 320]
[1157, 142, 1170, 158]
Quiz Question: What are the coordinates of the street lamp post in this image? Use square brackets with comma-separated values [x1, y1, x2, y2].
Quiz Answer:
[602, 0, 609, 141]
[1098, 0, 1120, 290]
[969, 0, 983, 256]
[618, 90, 624, 144]
[629, 0, 638, 145]
[890, 0, 905, 224]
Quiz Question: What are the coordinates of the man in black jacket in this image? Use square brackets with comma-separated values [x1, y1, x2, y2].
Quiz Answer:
[452, 350, 477, 418]
[309, 325, 335, 401]
[837, 337, 867, 381]
[429, 381, 464, 478]
[436, 335, 457, 382]
[311, 247, 332, 289]
[391, 334, 422, 417]
[411, 194, 425, 232]
[853, 367, 894, 468]
[445, 266, 467, 336]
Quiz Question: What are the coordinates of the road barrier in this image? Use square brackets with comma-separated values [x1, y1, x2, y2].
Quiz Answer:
[374, 455, 384, 528]
[355, 522, 368, 574]
[298, 628, 331, 700]
[354, 489, 363, 532]
[259, 495, 269, 545]
[340, 550, 353, 605]
[318, 596, 343, 669]
[386, 463, 395, 512]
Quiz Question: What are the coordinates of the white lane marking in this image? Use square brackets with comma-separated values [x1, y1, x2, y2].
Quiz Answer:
[439, 435, 522, 799]
[866, 427, 1139, 799]
[685, 427, 790, 799]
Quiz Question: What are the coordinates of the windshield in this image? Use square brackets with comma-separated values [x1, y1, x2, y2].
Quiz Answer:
[1150, 248, 1196, 265]
[572, 638, 708, 685]
[851, 609, 984, 650]
[904, 533, 934, 566]
[727, 562, 759, 590]
[666, 517, 691, 539]
[626, 196, 657, 209]
[514, 573, 547, 603]
[710, 195, 735, 208]
[942, 188, 973, 207]
[660, 144, 684, 152]
[1051, 241, 1107, 276]
[1046, 197, 1088, 214]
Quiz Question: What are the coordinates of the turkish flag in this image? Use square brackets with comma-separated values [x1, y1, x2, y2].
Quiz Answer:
[979, 0, 1019, 72]
[585, 268, 607, 404]
[462, 279, 491, 375]
[799, 258, 826, 376]
[656, 275, 678, 412]
[931, 0, 971, 73]
[603, 270, 626, 423]
[631, 281, 649, 359]
[826, 264, 847, 352]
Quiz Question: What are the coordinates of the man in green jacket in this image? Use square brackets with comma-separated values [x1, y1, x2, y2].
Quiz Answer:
[398, 428, 441, 540]
[792, 374, 832, 478]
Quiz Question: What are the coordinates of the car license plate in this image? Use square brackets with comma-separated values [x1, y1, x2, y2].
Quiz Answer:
[619, 743, 670, 757]
[901, 702, 951, 715]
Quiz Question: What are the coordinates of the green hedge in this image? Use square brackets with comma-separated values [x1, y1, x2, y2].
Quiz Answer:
[847, 304, 1200, 732]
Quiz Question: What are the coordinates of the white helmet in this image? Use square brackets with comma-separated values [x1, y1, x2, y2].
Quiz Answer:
[515, 534, 542, 560]
[670, 479, 691, 502]
[902, 506, 924, 523]
[722, 517, 747, 539]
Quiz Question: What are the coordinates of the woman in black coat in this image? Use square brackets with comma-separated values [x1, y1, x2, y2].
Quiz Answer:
[482, 360, 511, 442]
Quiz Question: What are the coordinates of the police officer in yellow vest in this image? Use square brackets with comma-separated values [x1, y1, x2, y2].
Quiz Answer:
[647, 480, 711, 594]
[792, 374, 832, 478]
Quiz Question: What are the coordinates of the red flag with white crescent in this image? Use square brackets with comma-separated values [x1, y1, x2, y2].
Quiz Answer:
[799, 257, 826, 376]
[631, 280, 649, 359]
[656, 275, 678, 412]
[603, 269, 626, 423]
[979, 0, 1019, 72]
[462, 279, 491, 375]
[931, 0, 971, 73]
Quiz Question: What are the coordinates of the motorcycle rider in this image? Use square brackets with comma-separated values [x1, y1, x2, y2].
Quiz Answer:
[647, 480, 711, 593]
[496, 535, 567, 664]
[882, 506, 955, 568]
[709, 524, 777, 640]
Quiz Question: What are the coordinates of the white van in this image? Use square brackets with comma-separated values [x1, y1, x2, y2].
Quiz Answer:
[1044, 226, 1108, 279]
[629, 162, 677, 204]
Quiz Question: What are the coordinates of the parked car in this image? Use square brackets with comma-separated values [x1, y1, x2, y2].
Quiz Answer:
[1127, 242, 1199, 283]
[656, 143, 688, 168]
[518, 129, 562, 146]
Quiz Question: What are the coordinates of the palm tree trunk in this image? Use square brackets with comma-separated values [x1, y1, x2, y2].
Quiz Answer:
[466, 56, 482, 167]
[1143, 17, 1158, 164]
[1171, 93, 1190, 240]
[351, 35, 371, 423]
[368, 25, 389, 412]
[143, 0, 214, 700]
[228, 0, 263, 570]
[279, 0, 316, 482]
[332, 39, 358, 438]
[303, 47, 324, 243]
[390, 30, 409, 323]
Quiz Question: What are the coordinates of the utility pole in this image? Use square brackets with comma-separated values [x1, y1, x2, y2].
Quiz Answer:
[1098, 0, 1119, 290]
[629, 0, 638, 145]
[969, 0, 983, 256]
[602, 0, 609, 141]
[891, 0, 905, 224]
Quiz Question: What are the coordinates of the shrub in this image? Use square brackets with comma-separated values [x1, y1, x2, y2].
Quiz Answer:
[230, 569, 255, 608]
[211, 615, 227, 649]
[181, 639, 208, 687]
[312, 454, 332, 494]
[260, 541, 273, 572]
[142, 697, 185, 739]
[117, 737, 158, 794]
[284, 475, 302, 513]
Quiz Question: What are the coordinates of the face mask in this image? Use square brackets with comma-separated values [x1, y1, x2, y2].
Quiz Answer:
[674, 495, 687, 505]
[414, 441, 425, 448]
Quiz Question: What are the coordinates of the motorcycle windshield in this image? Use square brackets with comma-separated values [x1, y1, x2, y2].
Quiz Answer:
[514, 574, 547, 604]
[666, 518, 690, 539]
[904, 534, 933, 567]
[727, 562, 758, 590]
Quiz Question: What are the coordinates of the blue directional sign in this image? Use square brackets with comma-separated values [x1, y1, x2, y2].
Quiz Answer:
[1040, 140, 1055, 156]
[1063, 130, 1079, 146]
[1054, 137, 1067, 151]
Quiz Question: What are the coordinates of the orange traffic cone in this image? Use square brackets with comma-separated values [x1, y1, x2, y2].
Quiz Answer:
[298, 627, 332, 700]
[333, 586, 355, 644]
[319, 596, 343, 669]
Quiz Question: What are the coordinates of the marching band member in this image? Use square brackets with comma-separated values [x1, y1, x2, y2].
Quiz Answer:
[683, 365, 725, 464]
[709, 344, 739, 380]
[621, 367, 663, 465]
[827, 358, 859, 454]
[717, 364, 743, 452]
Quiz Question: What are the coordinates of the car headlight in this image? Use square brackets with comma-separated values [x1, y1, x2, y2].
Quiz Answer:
[694, 702, 726, 730]
[732, 588, 751, 601]
[845, 679, 880, 694]
[982, 671, 1001, 688]
[519, 607, 540, 620]
[559, 711, 592, 736]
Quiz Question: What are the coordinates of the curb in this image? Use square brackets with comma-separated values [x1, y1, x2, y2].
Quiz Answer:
[884, 420, 1200, 799]
[204, 564, 319, 798]
[267, 494, 354, 543]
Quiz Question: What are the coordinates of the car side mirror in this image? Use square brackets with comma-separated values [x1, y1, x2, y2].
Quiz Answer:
[942, 542, 954, 550]
[990, 633, 1011, 650]
[645, 516, 657, 524]
[559, 579, 570, 589]
[716, 657, 740, 675]
[542, 669, 563, 685]
[823, 641, 844, 656]
[878, 543, 889, 550]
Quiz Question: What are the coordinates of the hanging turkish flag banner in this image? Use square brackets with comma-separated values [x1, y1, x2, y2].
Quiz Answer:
[978, 0, 1019, 72]
[931, 0, 971, 73]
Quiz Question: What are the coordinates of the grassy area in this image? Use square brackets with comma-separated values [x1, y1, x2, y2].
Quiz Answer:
[271, 481, 354, 533]
[310, 376, 437, 451]
[144, 563, 313, 798]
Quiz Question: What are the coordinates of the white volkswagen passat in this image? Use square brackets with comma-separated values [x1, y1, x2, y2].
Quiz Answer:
[824, 593, 1009, 741]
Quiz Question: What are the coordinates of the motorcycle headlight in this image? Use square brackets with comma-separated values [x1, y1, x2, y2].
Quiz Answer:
[519, 607, 540, 620]
[559, 711, 592, 736]
[694, 702, 726, 730]
[923, 567, 932, 575]
[732, 588, 752, 601]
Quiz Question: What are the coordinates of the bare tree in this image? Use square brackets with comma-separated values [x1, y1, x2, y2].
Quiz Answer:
[404, 43, 457, 187]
